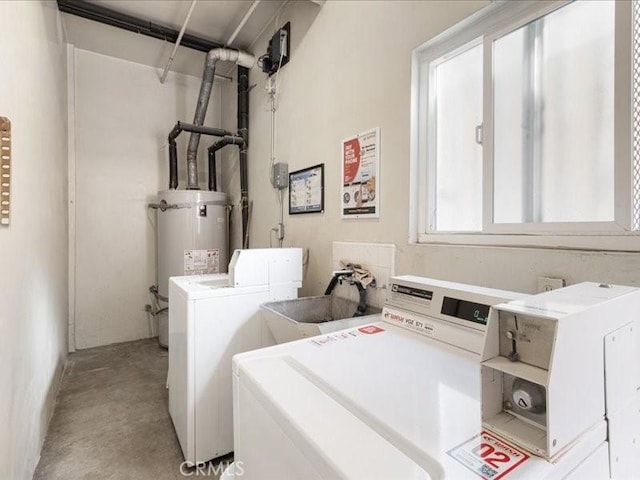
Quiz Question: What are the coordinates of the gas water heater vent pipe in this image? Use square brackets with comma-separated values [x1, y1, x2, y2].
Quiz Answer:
[186, 48, 254, 190]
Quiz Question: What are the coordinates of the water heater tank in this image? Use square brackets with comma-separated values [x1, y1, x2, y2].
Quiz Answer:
[156, 190, 228, 300]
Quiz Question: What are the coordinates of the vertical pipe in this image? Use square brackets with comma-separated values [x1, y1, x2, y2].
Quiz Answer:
[187, 54, 218, 190]
[169, 140, 178, 189]
[238, 66, 249, 146]
[186, 48, 253, 192]
[208, 148, 217, 191]
[238, 65, 250, 245]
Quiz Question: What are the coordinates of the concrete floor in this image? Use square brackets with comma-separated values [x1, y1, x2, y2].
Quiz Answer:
[34, 339, 231, 480]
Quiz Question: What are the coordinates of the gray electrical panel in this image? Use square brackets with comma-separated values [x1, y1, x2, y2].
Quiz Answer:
[272, 162, 289, 189]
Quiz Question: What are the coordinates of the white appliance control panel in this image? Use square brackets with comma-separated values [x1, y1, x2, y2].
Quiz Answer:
[384, 275, 525, 356]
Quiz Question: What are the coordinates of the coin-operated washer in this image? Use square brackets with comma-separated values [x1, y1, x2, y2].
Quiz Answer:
[227, 276, 527, 479]
[225, 278, 640, 480]
[168, 248, 302, 466]
[482, 282, 640, 479]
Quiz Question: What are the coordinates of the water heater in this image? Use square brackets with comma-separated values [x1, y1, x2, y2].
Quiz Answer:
[156, 190, 229, 300]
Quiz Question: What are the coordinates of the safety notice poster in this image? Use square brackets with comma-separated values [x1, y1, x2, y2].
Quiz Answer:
[184, 249, 219, 275]
[341, 127, 380, 218]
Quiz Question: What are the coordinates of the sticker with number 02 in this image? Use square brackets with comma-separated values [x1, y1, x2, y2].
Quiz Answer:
[447, 430, 530, 479]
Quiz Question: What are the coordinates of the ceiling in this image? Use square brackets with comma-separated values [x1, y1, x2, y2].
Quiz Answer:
[61, 0, 291, 79]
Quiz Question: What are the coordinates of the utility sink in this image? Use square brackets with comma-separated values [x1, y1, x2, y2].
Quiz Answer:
[262, 295, 382, 344]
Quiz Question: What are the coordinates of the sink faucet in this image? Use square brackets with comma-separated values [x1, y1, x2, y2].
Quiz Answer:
[324, 269, 376, 317]
[324, 269, 355, 295]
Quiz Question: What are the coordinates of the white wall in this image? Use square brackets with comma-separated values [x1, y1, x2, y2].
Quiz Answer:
[228, 0, 640, 297]
[0, 2, 69, 479]
[73, 49, 222, 349]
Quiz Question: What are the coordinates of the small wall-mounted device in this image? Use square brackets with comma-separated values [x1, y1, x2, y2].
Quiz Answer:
[271, 162, 289, 189]
[260, 22, 291, 76]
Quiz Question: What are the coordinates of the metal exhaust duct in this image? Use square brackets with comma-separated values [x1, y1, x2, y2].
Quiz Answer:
[187, 49, 254, 190]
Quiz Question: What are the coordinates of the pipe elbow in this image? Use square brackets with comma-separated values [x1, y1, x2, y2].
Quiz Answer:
[235, 51, 255, 69]
[207, 48, 255, 69]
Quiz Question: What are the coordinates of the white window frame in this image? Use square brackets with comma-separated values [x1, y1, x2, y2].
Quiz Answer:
[409, 0, 638, 251]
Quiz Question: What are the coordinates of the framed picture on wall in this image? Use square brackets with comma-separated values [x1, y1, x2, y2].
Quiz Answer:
[289, 164, 324, 214]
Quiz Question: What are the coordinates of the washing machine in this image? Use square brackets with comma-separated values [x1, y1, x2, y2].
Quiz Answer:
[168, 248, 302, 465]
[227, 276, 640, 479]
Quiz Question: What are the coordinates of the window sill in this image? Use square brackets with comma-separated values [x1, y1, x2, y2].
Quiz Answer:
[414, 233, 640, 253]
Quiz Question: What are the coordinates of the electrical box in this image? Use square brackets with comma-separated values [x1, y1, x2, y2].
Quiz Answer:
[272, 163, 289, 189]
[261, 22, 290, 76]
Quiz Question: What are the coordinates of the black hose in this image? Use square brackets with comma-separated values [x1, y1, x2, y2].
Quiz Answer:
[354, 282, 368, 317]
[324, 276, 341, 296]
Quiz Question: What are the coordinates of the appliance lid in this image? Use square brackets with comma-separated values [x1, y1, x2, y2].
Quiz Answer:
[235, 322, 600, 479]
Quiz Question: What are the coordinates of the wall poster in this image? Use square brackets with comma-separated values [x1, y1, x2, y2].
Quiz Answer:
[289, 164, 324, 214]
[341, 127, 380, 218]
[184, 249, 220, 275]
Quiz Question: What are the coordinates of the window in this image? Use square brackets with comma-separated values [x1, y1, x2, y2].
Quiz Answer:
[410, 0, 637, 249]
[433, 43, 483, 232]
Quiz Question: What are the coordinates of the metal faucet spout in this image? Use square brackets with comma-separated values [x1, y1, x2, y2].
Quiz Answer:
[324, 270, 355, 295]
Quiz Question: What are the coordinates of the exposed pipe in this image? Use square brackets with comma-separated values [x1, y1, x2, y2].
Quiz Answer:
[186, 49, 254, 190]
[243, 200, 253, 249]
[167, 121, 235, 190]
[237, 66, 250, 244]
[208, 149, 217, 192]
[57, 0, 222, 52]
[226, 0, 260, 46]
[210, 135, 245, 149]
[187, 57, 217, 189]
[160, 0, 198, 84]
[169, 140, 178, 189]
[207, 134, 245, 192]
[170, 121, 233, 140]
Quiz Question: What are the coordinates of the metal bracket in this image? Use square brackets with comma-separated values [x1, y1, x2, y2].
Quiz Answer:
[148, 199, 231, 212]
[1, 117, 11, 225]
[148, 200, 192, 212]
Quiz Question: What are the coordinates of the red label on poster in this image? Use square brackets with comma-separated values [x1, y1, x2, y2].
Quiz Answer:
[343, 138, 361, 183]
